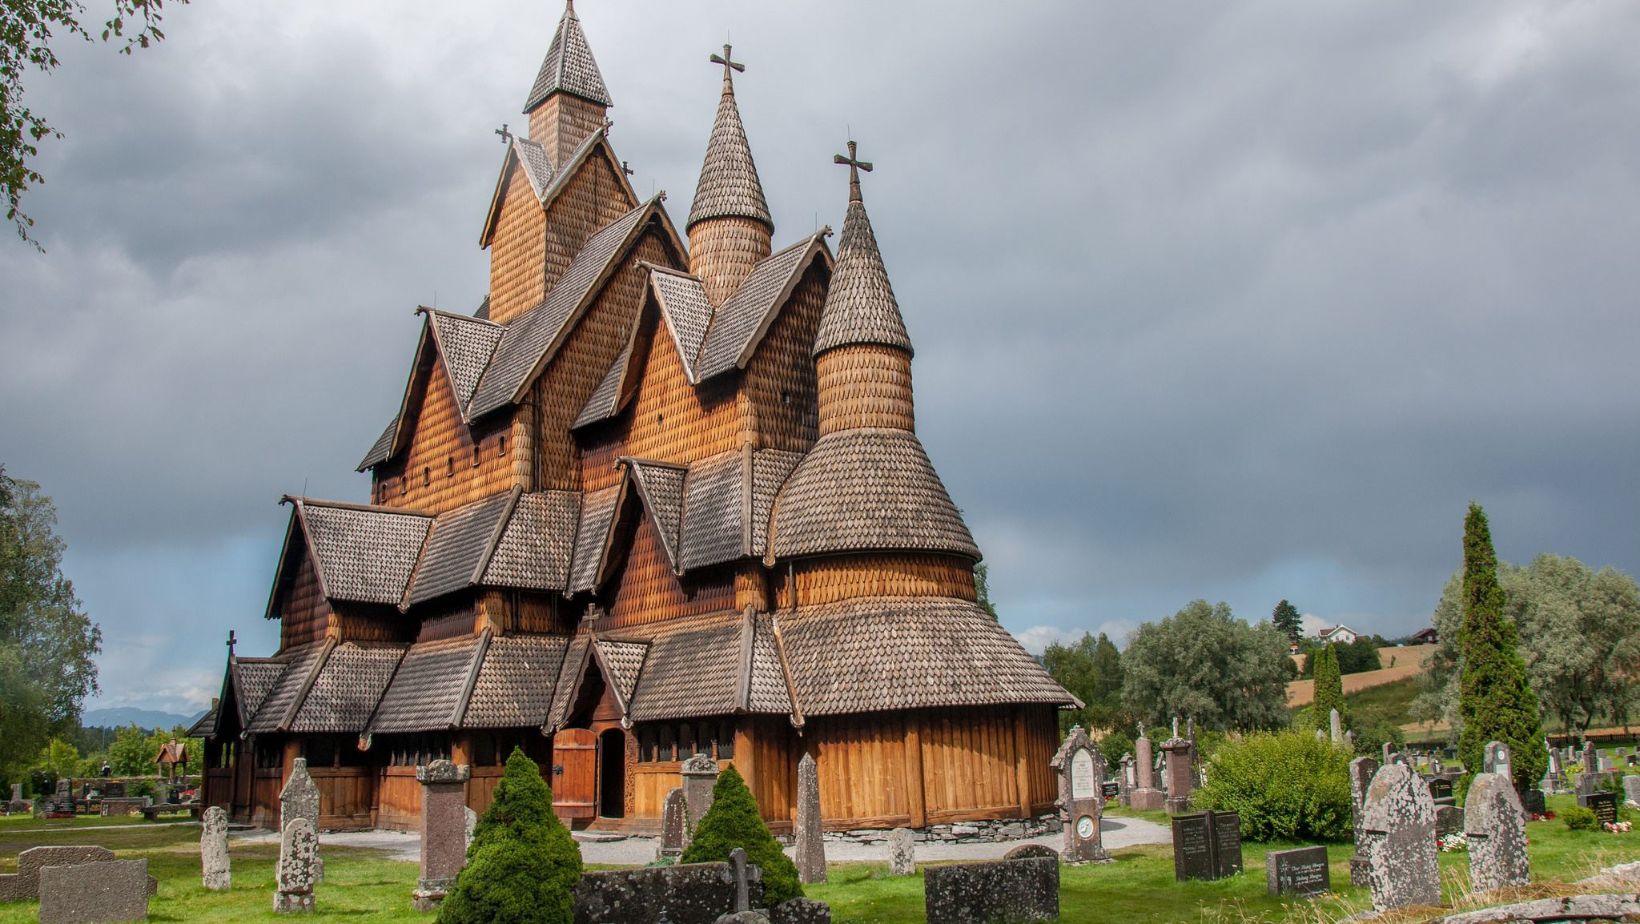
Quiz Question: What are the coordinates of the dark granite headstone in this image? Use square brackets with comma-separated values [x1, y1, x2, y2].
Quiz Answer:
[1101, 782, 1120, 799]
[1435, 805, 1464, 838]
[1587, 792, 1618, 827]
[923, 857, 1059, 924]
[574, 862, 761, 924]
[1212, 812, 1243, 877]
[1428, 778, 1454, 802]
[1521, 789, 1546, 816]
[1265, 846, 1331, 897]
[1171, 810, 1241, 881]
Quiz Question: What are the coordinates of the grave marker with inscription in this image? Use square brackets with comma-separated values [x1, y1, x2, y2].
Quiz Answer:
[1587, 792, 1618, 827]
[1050, 727, 1108, 863]
[1265, 846, 1330, 897]
[1348, 756, 1379, 887]
[1171, 810, 1241, 881]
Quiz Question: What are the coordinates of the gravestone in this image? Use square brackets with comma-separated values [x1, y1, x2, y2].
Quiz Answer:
[1483, 741, 1512, 781]
[1170, 810, 1241, 881]
[1003, 844, 1059, 862]
[658, 788, 688, 860]
[1348, 756, 1379, 887]
[1329, 709, 1343, 744]
[729, 848, 752, 914]
[1345, 729, 1356, 751]
[1624, 776, 1640, 806]
[1584, 742, 1598, 773]
[887, 827, 916, 876]
[1521, 789, 1546, 816]
[682, 754, 720, 842]
[923, 857, 1059, 924]
[1465, 772, 1530, 893]
[1050, 726, 1108, 863]
[6, 783, 25, 816]
[201, 805, 231, 891]
[1382, 742, 1394, 765]
[38, 859, 148, 924]
[274, 817, 319, 913]
[0, 846, 153, 904]
[770, 897, 831, 924]
[1130, 726, 1164, 812]
[412, 759, 470, 911]
[1435, 805, 1464, 838]
[794, 754, 825, 885]
[1360, 763, 1439, 912]
[1586, 792, 1619, 827]
[1161, 720, 1194, 815]
[280, 758, 322, 884]
[1428, 777, 1454, 803]
[1265, 845, 1330, 897]
[1117, 754, 1135, 806]
[575, 861, 762, 924]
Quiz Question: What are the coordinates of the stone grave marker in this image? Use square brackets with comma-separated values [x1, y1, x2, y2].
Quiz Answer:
[38, 859, 148, 924]
[201, 805, 231, 891]
[1348, 756, 1379, 887]
[887, 827, 916, 876]
[1521, 788, 1547, 816]
[575, 861, 762, 924]
[1435, 805, 1464, 838]
[1130, 725, 1163, 811]
[1577, 770, 1599, 804]
[794, 754, 825, 885]
[280, 758, 322, 884]
[1265, 845, 1330, 897]
[412, 759, 470, 911]
[770, 897, 831, 924]
[464, 806, 477, 853]
[1162, 719, 1195, 815]
[1623, 775, 1640, 806]
[1587, 791, 1619, 827]
[923, 856, 1059, 924]
[1118, 754, 1134, 806]
[1465, 772, 1530, 893]
[274, 816, 318, 913]
[659, 787, 688, 860]
[1583, 742, 1597, 773]
[0, 846, 145, 903]
[1428, 777, 1454, 803]
[1003, 844, 1059, 862]
[1483, 741, 1512, 780]
[729, 848, 752, 914]
[1329, 709, 1343, 743]
[682, 754, 720, 842]
[1050, 726, 1108, 863]
[1361, 762, 1439, 911]
[1171, 810, 1241, 881]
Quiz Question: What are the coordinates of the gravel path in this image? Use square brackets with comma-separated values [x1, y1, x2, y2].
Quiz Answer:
[233, 815, 1172, 867]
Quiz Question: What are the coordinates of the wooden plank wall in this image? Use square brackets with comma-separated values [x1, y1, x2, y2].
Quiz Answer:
[778, 553, 977, 609]
[604, 516, 734, 629]
[376, 768, 421, 832]
[740, 261, 825, 451]
[312, 767, 373, 829]
[387, 352, 515, 515]
[279, 552, 329, 649]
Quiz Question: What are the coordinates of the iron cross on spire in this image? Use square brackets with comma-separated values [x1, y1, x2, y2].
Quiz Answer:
[833, 139, 873, 202]
[710, 44, 745, 86]
[226, 629, 237, 655]
[495, 123, 513, 145]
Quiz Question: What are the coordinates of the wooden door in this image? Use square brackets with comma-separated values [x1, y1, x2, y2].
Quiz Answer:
[553, 729, 597, 822]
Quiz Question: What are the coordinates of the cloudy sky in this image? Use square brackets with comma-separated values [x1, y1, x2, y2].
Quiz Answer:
[4, 1, 1638, 715]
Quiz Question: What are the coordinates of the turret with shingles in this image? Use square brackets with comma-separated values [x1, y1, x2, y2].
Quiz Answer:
[687, 44, 773, 305]
[524, 0, 612, 167]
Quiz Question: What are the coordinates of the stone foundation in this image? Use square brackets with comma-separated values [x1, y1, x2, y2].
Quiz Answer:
[808, 814, 1062, 847]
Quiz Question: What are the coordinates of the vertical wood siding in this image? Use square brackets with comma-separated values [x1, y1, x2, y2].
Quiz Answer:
[279, 552, 330, 649]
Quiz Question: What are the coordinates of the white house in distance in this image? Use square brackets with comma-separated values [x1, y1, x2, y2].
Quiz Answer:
[1315, 624, 1360, 644]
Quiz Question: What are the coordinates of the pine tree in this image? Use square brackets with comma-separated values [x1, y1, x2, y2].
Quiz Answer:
[1271, 599, 1302, 645]
[680, 765, 802, 905]
[1456, 503, 1545, 791]
[1310, 643, 1345, 730]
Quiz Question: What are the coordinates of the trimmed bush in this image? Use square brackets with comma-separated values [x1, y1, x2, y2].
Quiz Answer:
[1195, 730, 1353, 843]
[1563, 806, 1598, 831]
[440, 748, 582, 924]
[680, 765, 802, 905]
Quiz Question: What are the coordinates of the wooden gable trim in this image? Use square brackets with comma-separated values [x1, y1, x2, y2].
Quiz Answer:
[544, 633, 596, 733]
[471, 487, 525, 588]
[276, 636, 336, 733]
[734, 606, 755, 713]
[541, 130, 638, 216]
[729, 235, 834, 372]
[616, 456, 688, 575]
[585, 472, 634, 593]
[364, 316, 438, 473]
[449, 627, 493, 729]
[586, 638, 647, 727]
[769, 613, 805, 729]
[420, 306, 504, 427]
[479, 144, 522, 249]
[262, 503, 308, 621]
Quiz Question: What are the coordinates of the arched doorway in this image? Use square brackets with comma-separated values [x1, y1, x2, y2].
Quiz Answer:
[598, 728, 626, 818]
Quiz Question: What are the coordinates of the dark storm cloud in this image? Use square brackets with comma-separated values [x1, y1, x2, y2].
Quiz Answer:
[2, 0, 1637, 709]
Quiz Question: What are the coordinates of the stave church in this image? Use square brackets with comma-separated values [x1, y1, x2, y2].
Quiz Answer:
[192, 2, 1075, 833]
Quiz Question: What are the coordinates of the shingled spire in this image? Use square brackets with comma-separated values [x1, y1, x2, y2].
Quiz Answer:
[524, 0, 612, 166]
[814, 141, 913, 359]
[687, 44, 773, 305]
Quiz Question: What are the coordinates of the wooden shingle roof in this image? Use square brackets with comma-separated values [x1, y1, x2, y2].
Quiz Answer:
[464, 634, 569, 729]
[814, 181, 911, 357]
[695, 233, 829, 381]
[285, 499, 433, 607]
[524, 1, 612, 111]
[367, 635, 488, 735]
[288, 642, 407, 734]
[482, 491, 581, 592]
[407, 492, 516, 607]
[245, 642, 331, 734]
[687, 66, 769, 231]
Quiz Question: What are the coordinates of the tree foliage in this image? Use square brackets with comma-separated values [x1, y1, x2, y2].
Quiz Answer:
[442, 748, 581, 924]
[1120, 600, 1292, 732]
[3, 0, 186, 245]
[1195, 731, 1353, 842]
[973, 564, 998, 620]
[1310, 643, 1345, 728]
[1271, 599, 1302, 644]
[680, 765, 802, 906]
[1456, 504, 1544, 790]
[0, 468, 100, 777]
[1042, 631, 1125, 735]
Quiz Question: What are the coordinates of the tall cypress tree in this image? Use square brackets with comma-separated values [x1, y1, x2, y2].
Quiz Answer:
[1457, 503, 1545, 790]
[1311, 643, 1345, 730]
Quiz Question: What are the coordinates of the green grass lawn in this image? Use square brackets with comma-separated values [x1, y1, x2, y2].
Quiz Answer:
[2, 795, 1637, 922]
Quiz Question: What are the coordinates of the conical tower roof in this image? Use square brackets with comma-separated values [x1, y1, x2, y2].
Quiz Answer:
[687, 45, 771, 231]
[524, 1, 612, 111]
[814, 142, 912, 357]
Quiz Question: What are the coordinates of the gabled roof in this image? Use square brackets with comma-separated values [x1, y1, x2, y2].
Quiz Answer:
[245, 641, 332, 735]
[620, 458, 686, 571]
[593, 638, 649, 719]
[814, 178, 912, 357]
[688, 64, 770, 231]
[767, 428, 980, 563]
[406, 491, 517, 607]
[571, 317, 642, 430]
[695, 232, 830, 381]
[464, 634, 569, 729]
[470, 196, 676, 419]
[544, 634, 595, 732]
[567, 482, 626, 594]
[367, 634, 489, 735]
[423, 309, 506, 412]
[524, 1, 612, 111]
[358, 418, 397, 471]
[747, 613, 795, 715]
[232, 657, 288, 727]
[675, 448, 803, 572]
[288, 642, 407, 734]
[266, 499, 433, 617]
[480, 127, 634, 249]
[627, 611, 746, 723]
[648, 266, 712, 382]
[483, 491, 581, 592]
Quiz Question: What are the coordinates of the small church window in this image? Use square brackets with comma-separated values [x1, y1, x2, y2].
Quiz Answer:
[472, 445, 481, 468]
[656, 413, 664, 428]
[638, 728, 655, 762]
[781, 390, 792, 406]
[715, 722, 735, 760]
[657, 725, 675, 762]
[400, 477, 407, 497]
[499, 435, 508, 457]
[446, 456, 454, 478]
[423, 466, 431, 487]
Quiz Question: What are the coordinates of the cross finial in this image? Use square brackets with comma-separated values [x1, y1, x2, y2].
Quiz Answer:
[603, 116, 614, 134]
[710, 44, 744, 89]
[621, 160, 634, 177]
[833, 139, 873, 203]
[495, 123, 512, 145]
[226, 629, 237, 655]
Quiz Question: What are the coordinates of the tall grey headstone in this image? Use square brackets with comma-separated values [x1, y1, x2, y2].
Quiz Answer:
[274, 817, 319, 913]
[887, 827, 916, 876]
[1484, 741, 1512, 780]
[1051, 726, 1109, 863]
[1624, 776, 1640, 806]
[1361, 763, 1440, 912]
[794, 754, 826, 884]
[682, 753, 720, 843]
[280, 758, 322, 884]
[413, 760, 471, 911]
[729, 847, 751, 913]
[658, 788, 687, 860]
[1329, 709, 1343, 743]
[201, 805, 231, 891]
[1348, 756, 1379, 887]
[38, 859, 149, 924]
[1465, 772, 1530, 893]
[1117, 754, 1135, 806]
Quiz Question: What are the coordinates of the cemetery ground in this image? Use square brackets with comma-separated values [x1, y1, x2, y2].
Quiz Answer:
[4, 797, 1640, 922]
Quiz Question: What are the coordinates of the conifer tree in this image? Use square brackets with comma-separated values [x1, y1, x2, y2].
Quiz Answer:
[1310, 643, 1346, 730]
[1271, 599, 1303, 645]
[1456, 503, 1545, 791]
[680, 765, 802, 905]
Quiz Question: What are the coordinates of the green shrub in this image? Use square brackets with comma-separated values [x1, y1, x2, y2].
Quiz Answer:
[1563, 806, 1598, 831]
[1195, 730, 1353, 843]
[440, 748, 582, 924]
[680, 765, 802, 905]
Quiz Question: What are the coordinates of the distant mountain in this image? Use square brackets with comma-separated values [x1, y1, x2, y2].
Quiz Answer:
[82, 707, 204, 731]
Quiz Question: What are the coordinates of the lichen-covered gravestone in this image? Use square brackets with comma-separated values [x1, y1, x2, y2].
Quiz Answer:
[1329, 708, 1343, 744]
[1348, 756, 1379, 887]
[793, 754, 826, 884]
[658, 788, 687, 860]
[1361, 763, 1439, 912]
[38, 859, 149, 924]
[887, 827, 916, 876]
[274, 817, 319, 913]
[412, 759, 471, 911]
[1050, 726, 1108, 863]
[280, 758, 322, 884]
[682, 754, 720, 846]
[201, 805, 231, 891]
[1465, 771, 1530, 893]
[923, 857, 1059, 924]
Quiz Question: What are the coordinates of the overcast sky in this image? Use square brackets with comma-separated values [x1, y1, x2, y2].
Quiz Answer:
[3, 1, 1638, 715]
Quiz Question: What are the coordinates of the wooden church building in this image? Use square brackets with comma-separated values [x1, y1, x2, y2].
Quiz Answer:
[193, 2, 1075, 833]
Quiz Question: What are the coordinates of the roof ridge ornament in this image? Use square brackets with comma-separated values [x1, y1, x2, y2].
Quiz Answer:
[833, 139, 873, 205]
[710, 43, 745, 92]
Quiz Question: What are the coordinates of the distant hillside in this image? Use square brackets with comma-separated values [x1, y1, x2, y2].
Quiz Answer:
[1286, 644, 1436, 707]
[82, 707, 203, 731]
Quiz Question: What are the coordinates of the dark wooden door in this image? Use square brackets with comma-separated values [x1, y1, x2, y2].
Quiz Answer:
[553, 729, 597, 822]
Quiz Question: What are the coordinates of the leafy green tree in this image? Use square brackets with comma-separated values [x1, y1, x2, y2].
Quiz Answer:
[31, 737, 79, 787]
[1271, 600, 1302, 645]
[442, 748, 581, 924]
[106, 725, 152, 776]
[4, 0, 187, 245]
[974, 564, 998, 620]
[1042, 631, 1126, 735]
[0, 468, 100, 778]
[1310, 644, 1345, 728]
[1195, 730, 1353, 842]
[1335, 637, 1383, 675]
[1456, 504, 1544, 789]
[681, 765, 802, 906]
[1120, 600, 1292, 732]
